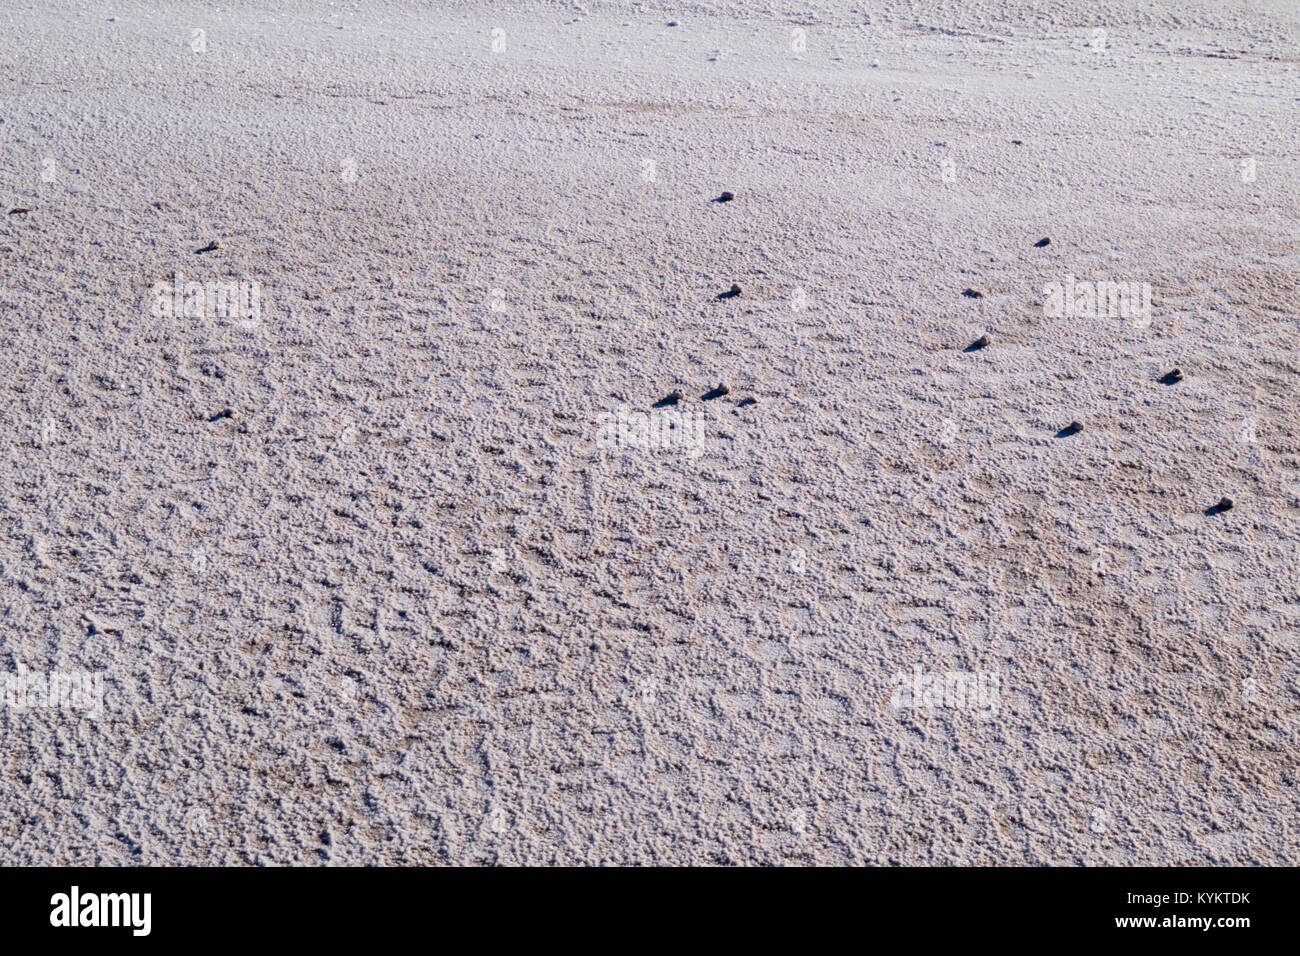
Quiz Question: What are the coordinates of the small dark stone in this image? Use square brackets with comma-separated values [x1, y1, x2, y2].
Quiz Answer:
[1011, 139, 1024, 145]
[717, 283, 742, 299]
[1033, 237, 1051, 247]
[1159, 369, 1184, 385]
[653, 391, 683, 408]
[209, 408, 233, 422]
[667, 21, 679, 27]
[962, 288, 983, 298]
[196, 240, 220, 254]
[964, 335, 990, 352]
[737, 397, 758, 407]
[716, 191, 734, 202]
[1208, 496, 1234, 515]
[702, 384, 730, 401]
[8, 207, 31, 215]
[1056, 421, 1083, 438]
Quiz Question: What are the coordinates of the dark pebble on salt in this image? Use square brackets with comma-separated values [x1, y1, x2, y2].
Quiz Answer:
[209, 408, 233, 422]
[1011, 140, 1024, 145]
[702, 384, 730, 400]
[1207, 497, 1234, 515]
[196, 240, 220, 254]
[737, 397, 758, 407]
[1034, 237, 1051, 247]
[1159, 369, 1184, 385]
[9, 207, 31, 215]
[653, 391, 683, 408]
[718, 283, 742, 299]
[1056, 421, 1084, 438]
[716, 191, 734, 202]
[962, 288, 983, 298]
[964, 335, 990, 352]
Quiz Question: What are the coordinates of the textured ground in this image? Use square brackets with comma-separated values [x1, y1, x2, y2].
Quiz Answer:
[1, 0, 1297, 864]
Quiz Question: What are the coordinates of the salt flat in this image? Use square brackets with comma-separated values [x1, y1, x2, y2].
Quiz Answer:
[0, 0, 1297, 864]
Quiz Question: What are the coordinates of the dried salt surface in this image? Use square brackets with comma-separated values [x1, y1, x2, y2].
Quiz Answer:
[0, 0, 1297, 865]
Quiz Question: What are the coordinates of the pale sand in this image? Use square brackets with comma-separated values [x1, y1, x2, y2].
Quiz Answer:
[1, 0, 1297, 864]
